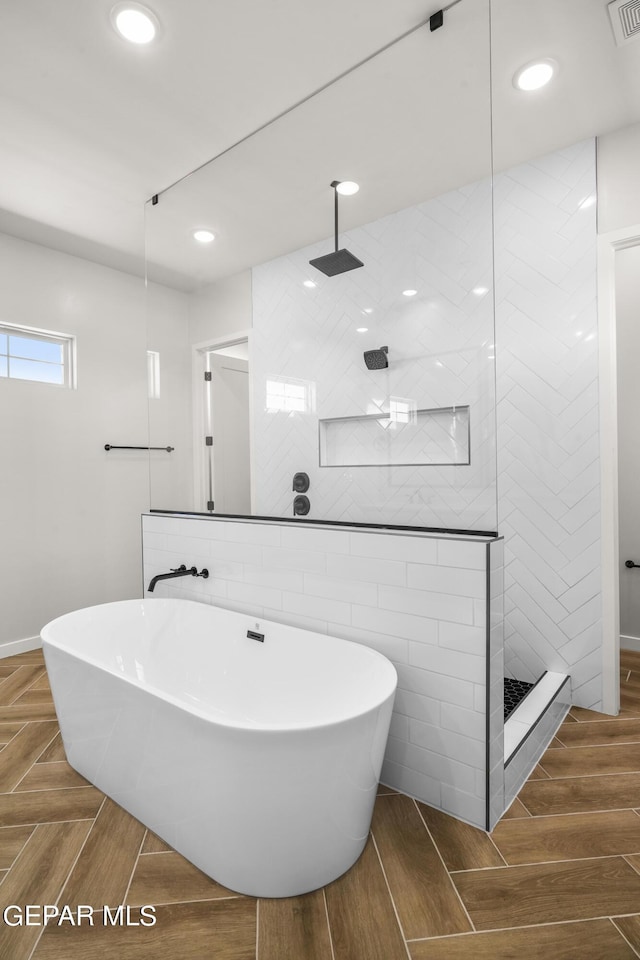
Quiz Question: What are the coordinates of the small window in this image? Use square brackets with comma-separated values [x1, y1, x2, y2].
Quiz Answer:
[0, 323, 75, 388]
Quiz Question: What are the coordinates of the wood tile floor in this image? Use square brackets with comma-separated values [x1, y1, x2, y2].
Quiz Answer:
[1, 649, 640, 959]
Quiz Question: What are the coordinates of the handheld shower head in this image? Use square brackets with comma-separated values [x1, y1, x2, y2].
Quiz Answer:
[363, 346, 389, 370]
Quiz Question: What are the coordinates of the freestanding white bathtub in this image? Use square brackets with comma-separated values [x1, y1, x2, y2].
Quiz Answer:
[41, 598, 397, 897]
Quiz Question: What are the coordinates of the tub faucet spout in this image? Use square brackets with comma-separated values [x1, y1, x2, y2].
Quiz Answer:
[147, 565, 209, 592]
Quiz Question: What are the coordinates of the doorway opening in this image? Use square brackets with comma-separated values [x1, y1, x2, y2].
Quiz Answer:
[194, 336, 251, 516]
[599, 223, 640, 714]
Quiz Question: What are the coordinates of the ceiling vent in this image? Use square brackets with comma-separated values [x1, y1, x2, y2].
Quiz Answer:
[608, 0, 640, 45]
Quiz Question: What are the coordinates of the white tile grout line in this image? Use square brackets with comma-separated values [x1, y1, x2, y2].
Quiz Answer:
[0, 718, 58, 725]
[411, 798, 476, 934]
[449, 851, 640, 872]
[0, 784, 99, 798]
[539, 739, 640, 750]
[524, 768, 640, 781]
[25, 795, 108, 960]
[6, 664, 48, 706]
[611, 918, 640, 959]
[486, 831, 508, 868]
[501, 804, 640, 820]
[121, 829, 148, 907]
[322, 887, 337, 960]
[405, 914, 640, 943]
[9, 730, 65, 794]
[369, 831, 413, 960]
[0, 722, 30, 753]
[0, 827, 37, 876]
[255, 898, 260, 960]
[623, 854, 640, 877]
[122, 894, 243, 909]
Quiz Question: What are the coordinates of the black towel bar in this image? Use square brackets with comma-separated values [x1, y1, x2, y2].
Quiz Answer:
[104, 444, 174, 452]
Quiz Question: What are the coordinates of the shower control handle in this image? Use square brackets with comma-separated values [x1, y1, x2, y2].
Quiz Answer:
[292, 472, 310, 493]
[625, 560, 640, 569]
[293, 495, 310, 516]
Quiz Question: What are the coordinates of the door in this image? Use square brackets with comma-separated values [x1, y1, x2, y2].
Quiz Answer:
[206, 351, 251, 515]
[617, 243, 640, 650]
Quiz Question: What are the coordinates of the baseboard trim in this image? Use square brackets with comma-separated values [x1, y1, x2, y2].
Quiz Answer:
[0, 636, 42, 659]
[621, 635, 640, 653]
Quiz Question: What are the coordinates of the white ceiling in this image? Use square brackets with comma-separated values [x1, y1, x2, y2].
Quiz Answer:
[1, 0, 639, 290]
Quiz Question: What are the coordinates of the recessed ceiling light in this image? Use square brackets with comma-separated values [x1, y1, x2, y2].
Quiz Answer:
[335, 181, 359, 196]
[303, 280, 317, 288]
[363, 308, 373, 314]
[403, 289, 418, 297]
[513, 58, 557, 91]
[111, 3, 159, 43]
[356, 327, 368, 333]
[473, 286, 489, 296]
[193, 229, 215, 244]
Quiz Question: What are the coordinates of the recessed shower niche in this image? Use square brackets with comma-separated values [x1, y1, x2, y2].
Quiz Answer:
[318, 405, 470, 468]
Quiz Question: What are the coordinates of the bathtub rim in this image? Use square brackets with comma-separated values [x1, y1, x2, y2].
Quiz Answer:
[41, 598, 398, 734]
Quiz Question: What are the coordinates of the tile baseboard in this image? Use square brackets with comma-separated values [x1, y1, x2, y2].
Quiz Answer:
[0, 637, 42, 659]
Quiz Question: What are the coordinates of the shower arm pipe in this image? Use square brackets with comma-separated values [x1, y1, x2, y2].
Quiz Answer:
[104, 444, 175, 452]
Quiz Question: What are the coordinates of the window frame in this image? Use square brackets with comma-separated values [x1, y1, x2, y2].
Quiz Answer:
[0, 322, 76, 389]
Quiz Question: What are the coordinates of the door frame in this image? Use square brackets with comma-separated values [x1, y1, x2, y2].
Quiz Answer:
[598, 221, 640, 713]
[192, 331, 253, 514]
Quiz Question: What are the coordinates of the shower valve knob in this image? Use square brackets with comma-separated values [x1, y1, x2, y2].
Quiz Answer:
[293, 495, 310, 516]
[292, 472, 310, 493]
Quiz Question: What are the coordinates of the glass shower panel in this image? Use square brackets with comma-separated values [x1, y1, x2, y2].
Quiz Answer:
[488, 0, 638, 710]
[145, 0, 497, 533]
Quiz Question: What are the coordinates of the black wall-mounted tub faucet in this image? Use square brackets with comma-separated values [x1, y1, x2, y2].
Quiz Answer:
[147, 564, 209, 592]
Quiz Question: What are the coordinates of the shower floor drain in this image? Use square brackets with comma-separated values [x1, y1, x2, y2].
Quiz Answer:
[504, 678, 535, 721]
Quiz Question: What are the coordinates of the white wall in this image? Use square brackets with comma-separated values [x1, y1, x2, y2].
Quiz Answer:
[147, 281, 193, 510]
[598, 121, 640, 653]
[616, 244, 640, 645]
[188, 270, 252, 346]
[597, 122, 640, 233]
[0, 231, 189, 649]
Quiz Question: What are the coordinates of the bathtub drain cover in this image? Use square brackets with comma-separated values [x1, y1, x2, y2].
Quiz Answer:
[504, 678, 535, 720]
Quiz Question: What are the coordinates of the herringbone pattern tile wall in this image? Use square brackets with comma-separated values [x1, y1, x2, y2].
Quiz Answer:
[494, 139, 600, 709]
[252, 179, 496, 531]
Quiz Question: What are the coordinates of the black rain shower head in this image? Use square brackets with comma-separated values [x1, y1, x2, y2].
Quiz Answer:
[309, 180, 364, 277]
[309, 248, 364, 277]
[364, 346, 388, 370]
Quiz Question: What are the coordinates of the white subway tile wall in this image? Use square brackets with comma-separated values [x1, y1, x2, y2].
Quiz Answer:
[251, 178, 496, 533]
[143, 514, 494, 828]
[487, 538, 505, 830]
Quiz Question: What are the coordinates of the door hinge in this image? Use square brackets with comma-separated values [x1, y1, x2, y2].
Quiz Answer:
[207, 500, 215, 511]
[204, 371, 212, 381]
[205, 436, 213, 446]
